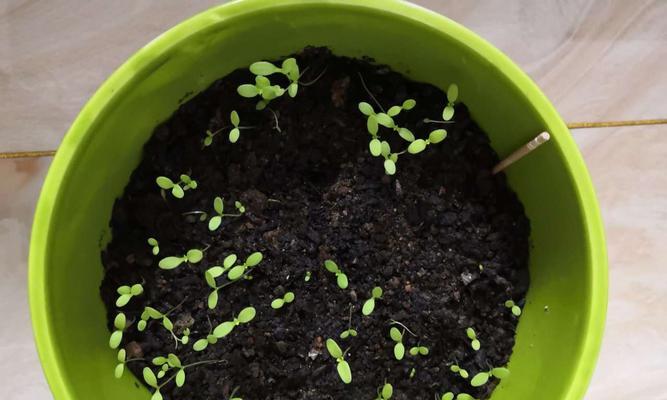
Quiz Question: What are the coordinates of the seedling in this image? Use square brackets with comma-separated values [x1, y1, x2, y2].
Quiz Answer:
[158, 248, 204, 270]
[208, 197, 245, 231]
[450, 364, 469, 379]
[147, 237, 160, 255]
[271, 292, 295, 309]
[466, 328, 481, 351]
[362, 286, 383, 316]
[237, 76, 285, 110]
[326, 338, 352, 384]
[142, 357, 223, 400]
[389, 327, 405, 360]
[504, 300, 522, 316]
[212, 307, 257, 339]
[114, 348, 144, 379]
[409, 344, 430, 357]
[409, 368, 416, 379]
[304, 271, 312, 282]
[108, 312, 126, 349]
[340, 306, 358, 339]
[227, 252, 263, 281]
[205, 254, 239, 309]
[443, 83, 459, 121]
[137, 305, 189, 348]
[203, 110, 251, 146]
[241, 58, 301, 106]
[192, 331, 219, 352]
[375, 382, 393, 400]
[358, 99, 447, 175]
[115, 283, 144, 307]
[156, 174, 197, 199]
[440, 394, 477, 400]
[470, 367, 510, 387]
[323, 259, 349, 289]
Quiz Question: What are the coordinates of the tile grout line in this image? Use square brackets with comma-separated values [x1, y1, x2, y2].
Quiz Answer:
[1, 119, 666, 160]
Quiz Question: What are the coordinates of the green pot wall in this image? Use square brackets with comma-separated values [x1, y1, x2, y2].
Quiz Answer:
[29, 1, 607, 399]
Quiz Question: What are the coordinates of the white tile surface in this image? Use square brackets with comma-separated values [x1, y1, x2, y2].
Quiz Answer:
[1, 1, 666, 399]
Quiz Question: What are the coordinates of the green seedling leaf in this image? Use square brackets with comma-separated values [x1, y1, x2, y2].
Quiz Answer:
[326, 338, 343, 359]
[389, 327, 402, 342]
[372, 287, 383, 298]
[408, 139, 427, 154]
[394, 343, 405, 360]
[116, 294, 131, 307]
[114, 313, 126, 330]
[109, 331, 122, 349]
[387, 105, 402, 117]
[145, 307, 162, 319]
[213, 197, 224, 214]
[324, 260, 339, 273]
[369, 139, 382, 156]
[380, 141, 391, 157]
[358, 102, 374, 116]
[171, 185, 185, 199]
[491, 367, 510, 379]
[246, 252, 263, 266]
[337, 360, 352, 384]
[472, 339, 480, 351]
[250, 61, 279, 76]
[336, 273, 349, 289]
[208, 216, 222, 231]
[193, 339, 208, 352]
[442, 105, 455, 121]
[230, 110, 240, 127]
[147, 237, 158, 246]
[228, 265, 245, 280]
[284, 292, 295, 303]
[238, 307, 256, 323]
[428, 129, 447, 144]
[208, 291, 219, 309]
[156, 177, 174, 189]
[175, 369, 186, 387]
[114, 363, 125, 379]
[143, 367, 158, 388]
[466, 328, 476, 339]
[382, 383, 393, 399]
[471, 372, 490, 387]
[130, 284, 143, 296]
[117, 286, 131, 295]
[384, 159, 396, 175]
[288, 83, 298, 97]
[224, 254, 238, 269]
[214, 321, 235, 338]
[447, 84, 459, 103]
[398, 127, 415, 142]
[238, 84, 259, 97]
[367, 115, 379, 135]
[271, 299, 285, 309]
[511, 305, 522, 316]
[159, 256, 184, 270]
[186, 249, 203, 263]
[162, 317, 173, 331]
[137, 320, 147, 331]
[117, 349, 126, 363]
[376, 113, 394, 128]
[402, 99, 416, 110]
[362, 298, 375, 316]
[457, 394, 475, 400]
[229, 128, 240, 143]
[441, 393, 454, 400]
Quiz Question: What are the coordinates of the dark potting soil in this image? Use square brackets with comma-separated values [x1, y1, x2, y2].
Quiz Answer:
[100, 47, 530, 400]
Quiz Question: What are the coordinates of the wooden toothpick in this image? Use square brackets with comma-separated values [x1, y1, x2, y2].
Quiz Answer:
[492, 132, 551, 174]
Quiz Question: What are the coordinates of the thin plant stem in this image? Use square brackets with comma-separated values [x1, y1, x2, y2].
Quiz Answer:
[300, 67, 328, 86]
[358, 72, 385, 113]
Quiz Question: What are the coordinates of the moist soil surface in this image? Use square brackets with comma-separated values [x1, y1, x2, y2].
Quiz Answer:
[100, 47, 530, 400]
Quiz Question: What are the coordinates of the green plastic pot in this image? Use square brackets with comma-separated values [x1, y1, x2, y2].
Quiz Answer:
[29, 1, 607, 399]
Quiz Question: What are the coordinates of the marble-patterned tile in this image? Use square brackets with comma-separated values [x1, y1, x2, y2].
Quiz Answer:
[1, 0, 665, 152]
[571, 125, 667, 399]
[0, 157, 52, 399]
[415, 0, 667, 124]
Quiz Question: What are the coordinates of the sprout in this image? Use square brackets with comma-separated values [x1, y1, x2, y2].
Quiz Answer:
[442, 83, 458, 121]
[115, 283, 144, 307]
[158, 248, 204, 270]
[271, 292, 295, 309]
[450, 364, 469, 379]
[470, 367, 510, 387]
[114, 348, 145, 379]
[137, 305, 189, 348]
[375, 382, 393, 400]
[208, 197, 245, 231]
[466, 328, 481, 351]
[409, 368, 416, 379]
[204, 254, 238, 309]
[358, 98, 447, 175]
[108, 312, 126, 349]
[326, 338, 352, 384]
[227, 252, 263, 281]
[362, 286, 383, 316]
[504, 300, 522, 316]
[155, 174, 197, 199]
[203, 110, 250, 146]
[147, 237, 160, 255]
[441, 393, 477, 400]
[323, 259, 349, 289]
[238, 58, 300, 109]
[340, 305, 358, 339]
[212, 307, 257, 339]
[441, 393, 454, 400]
[408, 345, 429, 357]
[141, 358, 223, 399]
[389, 327, 405, 360]
[304, 271, 312, 282]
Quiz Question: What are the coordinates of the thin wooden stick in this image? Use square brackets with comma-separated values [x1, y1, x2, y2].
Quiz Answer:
[492, 132, 550, 174]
